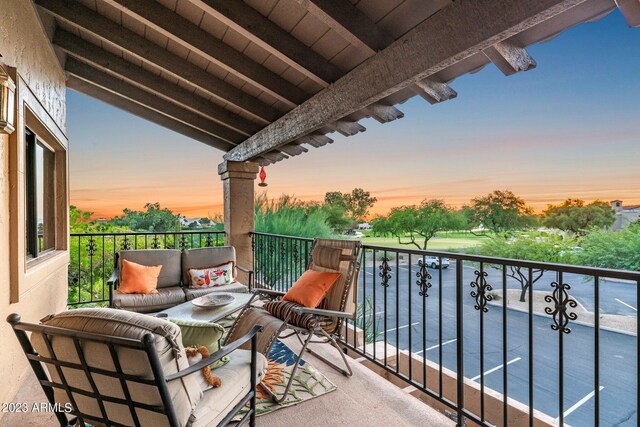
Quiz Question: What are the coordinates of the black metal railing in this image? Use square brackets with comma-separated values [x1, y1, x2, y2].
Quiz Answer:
[251, 232, 639, 427]
[68, 231, 225, 307]
[251, 232, 314, 291]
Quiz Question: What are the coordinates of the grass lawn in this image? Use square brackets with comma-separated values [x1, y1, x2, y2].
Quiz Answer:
[359, 234, 488, 251]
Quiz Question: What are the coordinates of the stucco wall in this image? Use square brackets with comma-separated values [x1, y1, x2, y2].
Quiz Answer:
[0, 0, 68, 414]
[0, 0, 66, 132]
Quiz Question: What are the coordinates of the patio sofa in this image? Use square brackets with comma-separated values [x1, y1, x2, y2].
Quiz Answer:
[109, 247, 252, 313]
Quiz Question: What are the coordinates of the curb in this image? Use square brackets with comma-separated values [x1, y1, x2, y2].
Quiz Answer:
[489, 302, 637, 337]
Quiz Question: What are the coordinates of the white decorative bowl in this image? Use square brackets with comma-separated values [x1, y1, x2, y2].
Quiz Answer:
[191, 293, 236, 309]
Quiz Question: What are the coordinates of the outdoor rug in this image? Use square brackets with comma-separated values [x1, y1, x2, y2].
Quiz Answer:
[234, 339, 337, 419]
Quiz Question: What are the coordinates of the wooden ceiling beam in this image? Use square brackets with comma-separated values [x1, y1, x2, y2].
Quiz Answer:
[36, 0, 279, 123]
[332, 120, 366, 137]
[297, 133, 333, 148]
[483, 40, 537, 76]
[189, 0, 342, 86]
[260, 151, 288, 163]
[224, 0, 590, 162]
[413, 78, 458, 104]
[292, 0, 394, 55]
[66, 58, 244, 145]
[66, 76, 234, 151]
[278, 143, 308, 156]
[617, 0, 640, 27]
[55, 30, 260, 136]
[102, 0, 307, 107]
[366, 103, 404, 123]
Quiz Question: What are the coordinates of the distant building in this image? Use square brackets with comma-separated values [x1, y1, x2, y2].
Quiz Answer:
[357, 222, 371, 230]
[95, 217, 108, 223]
[611, 200, 640, 230]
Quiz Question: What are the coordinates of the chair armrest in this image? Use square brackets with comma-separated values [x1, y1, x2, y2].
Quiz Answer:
[165, 325, 262, 381]
[107, 268, 118, 287]
[253, 289, 286, 300]
[236, 265, 254, 290]
[107, 268, 118, 307]
[293, 307, 353, 318]
[236, 265, 253, 274]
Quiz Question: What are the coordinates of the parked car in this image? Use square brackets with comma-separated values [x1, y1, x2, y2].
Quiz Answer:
[424, 256, 450, 269]
[343, 231, 364, 238]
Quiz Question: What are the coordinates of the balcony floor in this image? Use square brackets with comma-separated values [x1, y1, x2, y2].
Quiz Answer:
[261, 335, 453, 426]
[0, 336, 452, 427]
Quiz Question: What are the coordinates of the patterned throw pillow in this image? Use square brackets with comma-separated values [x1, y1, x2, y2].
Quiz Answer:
[187, 261, 234, 288]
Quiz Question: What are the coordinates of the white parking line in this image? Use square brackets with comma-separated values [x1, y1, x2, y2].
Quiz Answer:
[559, 386, 604, 420]
[615, 298, 637, 312]
[414, 338, 457, 355]
[471, 357, 521, 381]
[386, 322, 420, 333]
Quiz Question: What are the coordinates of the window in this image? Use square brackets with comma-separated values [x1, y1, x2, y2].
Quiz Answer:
[25, 128, 56, 258]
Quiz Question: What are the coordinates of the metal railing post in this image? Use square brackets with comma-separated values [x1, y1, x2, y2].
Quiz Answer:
[456, 258, 464, 426]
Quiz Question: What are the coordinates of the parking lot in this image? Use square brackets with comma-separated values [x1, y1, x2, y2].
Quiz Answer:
[355, 261, 638, 426]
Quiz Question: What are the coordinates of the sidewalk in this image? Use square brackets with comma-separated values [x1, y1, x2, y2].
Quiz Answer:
[489, 290, 637, 335]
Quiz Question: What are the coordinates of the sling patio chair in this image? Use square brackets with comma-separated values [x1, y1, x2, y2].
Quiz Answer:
[7, 308, 264, 427]
[225, 238, 362, 403]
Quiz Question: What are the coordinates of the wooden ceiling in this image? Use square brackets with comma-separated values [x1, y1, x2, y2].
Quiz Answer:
[35, 0, 639, 165]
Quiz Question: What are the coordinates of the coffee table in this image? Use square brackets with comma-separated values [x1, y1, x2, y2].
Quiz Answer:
[157, 292, 254, 324]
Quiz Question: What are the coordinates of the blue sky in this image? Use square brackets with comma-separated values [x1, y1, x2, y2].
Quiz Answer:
[67, 9, 640, 218]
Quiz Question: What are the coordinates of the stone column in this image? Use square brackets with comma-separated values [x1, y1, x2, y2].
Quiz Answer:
[218, 160, 259, 285]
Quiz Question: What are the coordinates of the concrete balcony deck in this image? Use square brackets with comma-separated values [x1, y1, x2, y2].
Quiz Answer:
[0, 334, 452, 427]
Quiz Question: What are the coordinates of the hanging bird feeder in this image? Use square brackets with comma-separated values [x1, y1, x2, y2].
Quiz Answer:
[258, 166, 268, 187]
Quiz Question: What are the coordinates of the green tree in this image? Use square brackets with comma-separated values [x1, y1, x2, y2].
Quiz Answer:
[306, 201, 351, 233]
[474, 235, 579, 301]
[254, 194, 333, 238]
[578, 224, 640, 270]
[111, 202, 181, 232]
[542, 199, 615, 235]
[199, 217, 212, 228]
[325, 191, 347, 207]
[467, 190, 536, 235]
[254, 194, 334, 288]
[70, 205, 96, 233]
[325, 188, 377, 223]
[371, 199, 461, 249]
[69, 206, 128, 233]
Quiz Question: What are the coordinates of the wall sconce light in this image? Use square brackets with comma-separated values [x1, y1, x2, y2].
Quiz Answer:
[0, 58, 16, 135]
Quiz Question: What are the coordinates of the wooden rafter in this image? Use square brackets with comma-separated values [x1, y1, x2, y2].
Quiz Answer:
[292, 0, 393, 55]
[224, 0, 591, 162]
[66, 76, 234, 151]
[66, 58, 244, 145]
[36, 0, 280, 123]
[617, 0, 640, 27]
[55, 30, 260, 136]
[188, 0, 343, 86]
[101, 0, 308, 107]
[413, 79, 458, 104]
[482, 40, 537, 76]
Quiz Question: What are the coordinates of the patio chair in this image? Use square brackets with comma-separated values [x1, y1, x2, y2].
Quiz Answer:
[7, 308, 264, 427]
[225, 238, 361, 403]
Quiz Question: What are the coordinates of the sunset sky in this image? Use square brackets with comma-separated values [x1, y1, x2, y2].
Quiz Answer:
[68, 10, 640, 220]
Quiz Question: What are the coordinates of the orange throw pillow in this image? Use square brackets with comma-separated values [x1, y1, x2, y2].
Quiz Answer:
[283, 270, 341, 308]
[117, 259, 163, 295]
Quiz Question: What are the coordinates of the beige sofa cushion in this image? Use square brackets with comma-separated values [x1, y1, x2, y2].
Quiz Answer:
[120, 249, 182, 288]
[182, 247, 237, 285]
[183, 283, 248, 301]
[188, 349, 267, 427]
[31, 308, 202, 427]
[113, 287, 186, 313]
